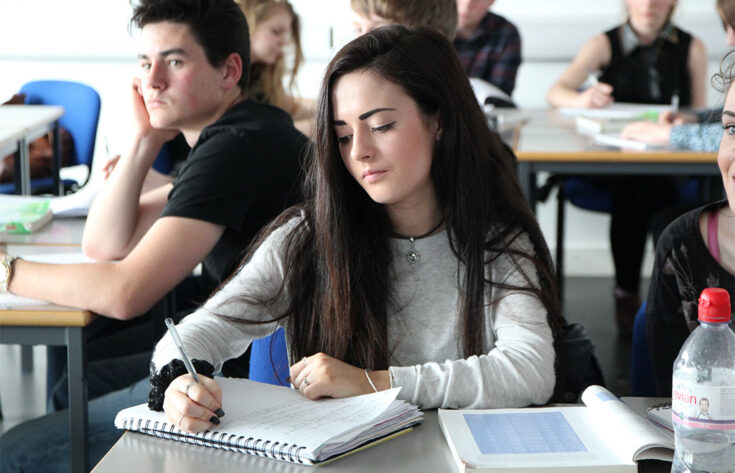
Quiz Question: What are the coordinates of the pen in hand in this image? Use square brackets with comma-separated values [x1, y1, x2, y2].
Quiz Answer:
[164, 317, 225, 419]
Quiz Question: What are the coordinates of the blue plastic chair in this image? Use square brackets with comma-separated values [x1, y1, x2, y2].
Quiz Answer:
[249, 327, 290, 386]
[1, 80, 101, 194]
[630, 301, 657, 396]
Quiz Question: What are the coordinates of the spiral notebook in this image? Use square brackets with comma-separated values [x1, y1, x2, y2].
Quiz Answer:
[114, 377, 422, 466]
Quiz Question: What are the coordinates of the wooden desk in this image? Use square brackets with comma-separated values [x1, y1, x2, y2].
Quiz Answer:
[0, 104, 65, 195]
[1, 217, 94, 473]
[0, 306, 95, 473]
[2, 216, 85, 247]
[512, 109, 718, 212]
[511, 109, 718, 289]
[93, 400, 672, 473]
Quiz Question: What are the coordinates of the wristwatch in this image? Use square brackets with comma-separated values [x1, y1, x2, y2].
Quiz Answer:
[0, 254, 18, 292]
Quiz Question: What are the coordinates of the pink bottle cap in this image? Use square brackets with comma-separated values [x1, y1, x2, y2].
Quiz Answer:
[698, 288, 732, 323]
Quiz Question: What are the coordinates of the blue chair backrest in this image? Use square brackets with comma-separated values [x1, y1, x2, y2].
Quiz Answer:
[19, 80, 101, 169]
[630, 301, 658, 396]
[249, 327, 290, 387]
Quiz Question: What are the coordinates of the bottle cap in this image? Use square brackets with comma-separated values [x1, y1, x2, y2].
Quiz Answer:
[698, 288, 732, 323]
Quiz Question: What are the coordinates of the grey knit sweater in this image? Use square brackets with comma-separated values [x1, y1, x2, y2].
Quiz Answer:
[152, 216, 555, 409]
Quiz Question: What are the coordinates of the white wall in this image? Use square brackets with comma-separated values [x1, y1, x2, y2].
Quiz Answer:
[0, 0, 726, 276]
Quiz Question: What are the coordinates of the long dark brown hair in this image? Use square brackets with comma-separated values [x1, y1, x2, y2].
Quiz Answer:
[230, 25, 562, 370]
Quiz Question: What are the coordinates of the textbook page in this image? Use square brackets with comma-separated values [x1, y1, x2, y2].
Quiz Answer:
[593, 132, 665, 150]
[581, 385, 674, 462]
[115, 377, 420, 463]
[438, 406, 636, 472]
[559, 103, 671, 120]
[49, 178, 100, 217]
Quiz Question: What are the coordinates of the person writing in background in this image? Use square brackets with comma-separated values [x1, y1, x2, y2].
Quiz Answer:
[0, 0, 307, 469]
[546, 0, 707, 110]
[545, 0, 708, 338]
[152, 25, 563, 433]
[622, 0, 735, 152]
[646, 51, 735, 396]
[453, 0, 522, 98]
[239, 0, 314, 135]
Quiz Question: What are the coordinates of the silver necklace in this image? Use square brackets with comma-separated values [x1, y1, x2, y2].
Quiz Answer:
[392, 219, 444, 264]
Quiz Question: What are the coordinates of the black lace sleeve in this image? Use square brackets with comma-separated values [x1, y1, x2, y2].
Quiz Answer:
[148, 358, 215, 411]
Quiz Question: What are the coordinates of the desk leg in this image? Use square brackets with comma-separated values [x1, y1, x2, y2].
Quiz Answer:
[52, 122, 63, 195]
[517, 162, 537, 213]
[67, 327, 89, 473]
[13, 138, 31, 195]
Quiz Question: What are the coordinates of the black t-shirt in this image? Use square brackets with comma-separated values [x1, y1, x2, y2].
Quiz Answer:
[160, 98, 308, 296]
[646, 200, 735, 396]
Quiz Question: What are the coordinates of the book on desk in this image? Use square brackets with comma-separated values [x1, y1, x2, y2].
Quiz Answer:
[0, 197, 52, 234]
[114, 377, 422, 466]
[438, 385, 673, 472]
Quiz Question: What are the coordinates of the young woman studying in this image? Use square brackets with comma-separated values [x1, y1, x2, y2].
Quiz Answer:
[545, 0, 708, 338]
[151, 25, 564, 432]
[647, 51, 735, 396]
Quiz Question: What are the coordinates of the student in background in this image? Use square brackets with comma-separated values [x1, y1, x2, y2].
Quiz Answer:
[151, 25, 562, 434]
[350, 0, 457, 39]
[0, 1, 307, 467]
[622, 0, 735, 152]
[453, 0, 522, 98]
[545, 0, 708, 338]
[647, 52, 735, 396]
[239, 0, 313, 135]
[546, 0, 707, 109]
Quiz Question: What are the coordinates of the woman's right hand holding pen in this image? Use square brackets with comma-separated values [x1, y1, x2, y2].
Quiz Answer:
[577, 82, 614, 108]
[163, 373, 224, 433]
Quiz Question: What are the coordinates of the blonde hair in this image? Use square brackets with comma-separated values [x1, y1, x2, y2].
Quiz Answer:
[350, 0, 458, 40]
[238, 0, 304, 113]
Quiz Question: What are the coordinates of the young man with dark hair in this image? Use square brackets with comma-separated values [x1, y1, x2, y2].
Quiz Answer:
[0, 0, 306, 470]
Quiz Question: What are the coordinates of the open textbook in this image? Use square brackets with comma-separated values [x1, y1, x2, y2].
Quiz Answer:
[438, 385, 673, 472]
[115, 377, 422, 466]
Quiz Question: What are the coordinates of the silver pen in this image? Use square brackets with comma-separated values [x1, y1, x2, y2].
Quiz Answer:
[164, 317, 201, 384]
[164, 317, 225, 418]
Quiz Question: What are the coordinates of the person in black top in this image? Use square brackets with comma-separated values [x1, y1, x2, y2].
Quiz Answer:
[0, 1, 306, 471]
[646, 52, 735, 395]
[545, 0, 708, 338]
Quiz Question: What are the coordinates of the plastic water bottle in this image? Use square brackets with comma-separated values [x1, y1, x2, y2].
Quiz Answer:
[671, 288, 735, 473]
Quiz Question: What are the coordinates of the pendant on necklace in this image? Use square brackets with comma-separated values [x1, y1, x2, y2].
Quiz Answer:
[406, 237, 420, 263]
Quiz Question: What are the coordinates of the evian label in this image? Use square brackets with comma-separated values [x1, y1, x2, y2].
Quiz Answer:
[672, 374, 735, 430]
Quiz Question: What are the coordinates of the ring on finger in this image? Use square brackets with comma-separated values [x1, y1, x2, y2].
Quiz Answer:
[303, 376, 311, 387]
[178, 413, 185, 428]
[302, 356, 309, 367]
[185, 382, 196, 397]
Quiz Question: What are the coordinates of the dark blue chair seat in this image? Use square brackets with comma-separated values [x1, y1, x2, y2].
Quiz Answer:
[630, 301, 657, 396]
[249, 327, 290, 387]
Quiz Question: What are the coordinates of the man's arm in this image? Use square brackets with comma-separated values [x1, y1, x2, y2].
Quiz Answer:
[6, 216, 224, 320]
[82, 79, 177, 260]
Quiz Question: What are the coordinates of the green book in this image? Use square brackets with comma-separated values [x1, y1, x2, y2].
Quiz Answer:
[0, 198, 53, 234]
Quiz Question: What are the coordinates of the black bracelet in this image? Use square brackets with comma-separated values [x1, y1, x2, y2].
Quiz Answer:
[148, 358, 215, 411]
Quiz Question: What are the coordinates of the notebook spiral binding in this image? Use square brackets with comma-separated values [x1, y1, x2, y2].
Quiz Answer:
[123, 416, 307, 463]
